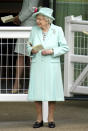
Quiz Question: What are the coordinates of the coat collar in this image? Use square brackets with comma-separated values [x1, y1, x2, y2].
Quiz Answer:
[37, 24, 55, 45]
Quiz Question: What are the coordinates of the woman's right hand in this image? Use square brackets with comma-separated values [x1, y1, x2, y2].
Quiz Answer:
[31, 49, 38, 54]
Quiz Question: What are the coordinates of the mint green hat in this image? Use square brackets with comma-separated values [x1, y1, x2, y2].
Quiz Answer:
[32, 7, 55, 20]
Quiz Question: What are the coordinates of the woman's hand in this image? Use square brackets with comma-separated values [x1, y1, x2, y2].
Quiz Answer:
[31, 49, 38, 54]
[13, 16, 21, 25]
[41, 49, 54, 55]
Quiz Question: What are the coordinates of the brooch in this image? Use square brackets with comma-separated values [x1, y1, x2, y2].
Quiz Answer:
[52, 29, 56, 34]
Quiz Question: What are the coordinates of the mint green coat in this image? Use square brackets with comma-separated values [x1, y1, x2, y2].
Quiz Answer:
[26, 24, 69, 101]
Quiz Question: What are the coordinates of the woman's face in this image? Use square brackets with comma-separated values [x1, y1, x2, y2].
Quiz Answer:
[36, 15, 48, 28]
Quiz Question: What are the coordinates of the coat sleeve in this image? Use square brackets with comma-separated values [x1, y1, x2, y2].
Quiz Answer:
[53, 27, 69, 57]
[19, 0, 39, 22]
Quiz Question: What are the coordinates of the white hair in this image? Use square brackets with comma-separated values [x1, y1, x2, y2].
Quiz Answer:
[37, 14, 53, 24]
[44, 16, 53, 24]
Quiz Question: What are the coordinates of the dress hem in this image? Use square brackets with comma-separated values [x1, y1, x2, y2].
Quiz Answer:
[27, 98, 64, 102]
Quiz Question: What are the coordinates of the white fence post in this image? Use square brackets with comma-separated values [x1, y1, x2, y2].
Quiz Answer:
[64, 16, 74, 97]
[42, 102, 48, 122]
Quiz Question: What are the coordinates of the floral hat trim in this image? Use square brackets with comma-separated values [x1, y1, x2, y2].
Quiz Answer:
[32, 6, 42, 13]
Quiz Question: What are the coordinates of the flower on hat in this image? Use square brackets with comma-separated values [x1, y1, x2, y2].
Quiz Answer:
[32, 7, 38, 13]
[32, 6, 42, 13]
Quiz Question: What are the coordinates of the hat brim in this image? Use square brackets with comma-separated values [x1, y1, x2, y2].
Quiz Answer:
[32, 12, 55, 20]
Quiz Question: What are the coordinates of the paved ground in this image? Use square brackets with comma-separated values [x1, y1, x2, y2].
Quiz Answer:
[0, 100, 88, 131]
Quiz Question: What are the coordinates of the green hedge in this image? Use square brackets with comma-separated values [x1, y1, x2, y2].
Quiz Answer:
[55, 1, 88, 28]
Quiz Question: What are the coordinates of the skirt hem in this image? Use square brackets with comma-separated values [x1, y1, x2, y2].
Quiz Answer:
[28, 98, 64, 102]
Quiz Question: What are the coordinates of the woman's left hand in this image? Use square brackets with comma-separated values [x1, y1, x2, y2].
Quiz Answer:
[41, 49, 54, 55]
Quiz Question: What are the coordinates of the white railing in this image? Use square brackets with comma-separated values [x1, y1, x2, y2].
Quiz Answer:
[0, 27, 32, 101]
[64, 16, 88, 97]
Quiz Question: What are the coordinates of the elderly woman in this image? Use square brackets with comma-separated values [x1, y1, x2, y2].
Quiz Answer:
[26, 7, 69, 128]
